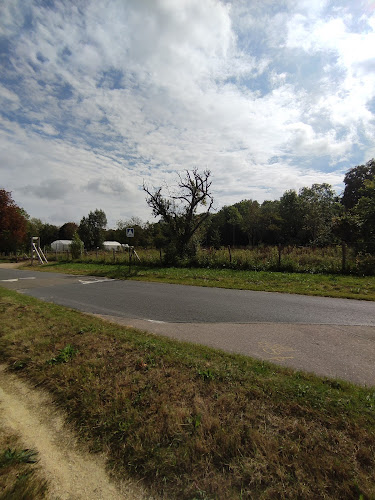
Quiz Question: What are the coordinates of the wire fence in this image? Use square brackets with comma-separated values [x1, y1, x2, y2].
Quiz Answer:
[30, 244, 375, 276]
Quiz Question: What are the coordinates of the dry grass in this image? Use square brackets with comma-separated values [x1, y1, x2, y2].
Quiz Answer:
[0, 429, 47, 499]
[45, 245, 368, 274]
[0, 287, 374, 499]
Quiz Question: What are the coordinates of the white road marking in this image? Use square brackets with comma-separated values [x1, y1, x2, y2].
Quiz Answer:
[1, 277, 35, 282]
[145, 319, 166, 324]
[78, 279, 115, 285]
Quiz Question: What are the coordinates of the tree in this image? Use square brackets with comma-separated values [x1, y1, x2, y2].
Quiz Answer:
[27, 218, 59, 247]
[236, 199, 260, 246]
[226, 206, 242, 247]
[78, 209, 107, 250]
[298, 183, 341, 245]
[59, 222, 78, 240]
[258, 200, 282, 244]
[116, 217, 150, 247]
[279, 190, 304, 244]
[40, 223, 59, 247]
[342, 159, 375, 210]
[331, 213, 360, 244]
[0, 189, 28, 254]
[353, 177, 375, 253]
[27, 218, 44, 240]
[144, 169, 214, 262]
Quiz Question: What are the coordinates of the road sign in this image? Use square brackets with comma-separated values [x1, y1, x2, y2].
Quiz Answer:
[126, 228, 134, 237]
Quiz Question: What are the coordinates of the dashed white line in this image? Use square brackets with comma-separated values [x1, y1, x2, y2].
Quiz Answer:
[1, 277, 36, 282]
[78, 279, 116, 285]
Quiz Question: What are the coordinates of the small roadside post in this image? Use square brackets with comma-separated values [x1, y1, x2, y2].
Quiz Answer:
[126, 228, 134, 274]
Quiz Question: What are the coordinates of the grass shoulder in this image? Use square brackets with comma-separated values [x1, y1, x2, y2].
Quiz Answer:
[0, 287, 374, 499]
[23, 261, 375, 300]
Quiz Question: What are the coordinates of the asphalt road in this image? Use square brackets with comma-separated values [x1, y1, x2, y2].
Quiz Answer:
[1, 267, 375, 386]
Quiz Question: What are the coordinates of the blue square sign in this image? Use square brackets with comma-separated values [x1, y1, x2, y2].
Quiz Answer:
[126, 228, 134, 237]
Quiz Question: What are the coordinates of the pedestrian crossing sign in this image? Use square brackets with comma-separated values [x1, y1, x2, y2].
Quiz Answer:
[126, 228, 134, 237]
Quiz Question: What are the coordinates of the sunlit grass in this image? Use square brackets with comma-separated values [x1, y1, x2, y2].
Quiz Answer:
[1, 287, 374, 499]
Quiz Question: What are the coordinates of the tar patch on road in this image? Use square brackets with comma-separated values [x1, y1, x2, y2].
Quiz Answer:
[258, 341, 297, 361]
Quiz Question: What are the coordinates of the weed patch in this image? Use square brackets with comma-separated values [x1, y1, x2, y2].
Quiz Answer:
[0, 429, 47, 499]
[0, 447, 38, 467]
[47, 344, 78, 365]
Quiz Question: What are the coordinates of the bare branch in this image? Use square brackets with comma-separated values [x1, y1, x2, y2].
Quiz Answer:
[143, 170, 214, 259]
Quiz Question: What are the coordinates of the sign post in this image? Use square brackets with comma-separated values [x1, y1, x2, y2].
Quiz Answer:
[126, 228, 134, 274]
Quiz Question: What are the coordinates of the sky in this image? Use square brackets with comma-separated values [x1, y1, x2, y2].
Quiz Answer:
[1, 0, 375, 228]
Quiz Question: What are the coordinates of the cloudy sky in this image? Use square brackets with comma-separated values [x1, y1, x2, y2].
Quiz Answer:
[1, 0, 375, 228]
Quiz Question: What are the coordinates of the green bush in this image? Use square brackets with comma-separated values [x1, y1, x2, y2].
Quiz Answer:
[70, 232, 84, 259]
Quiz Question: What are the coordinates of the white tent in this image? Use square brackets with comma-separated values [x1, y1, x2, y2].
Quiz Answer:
[103, 241, 123, 251]
[51, 240, 72, 252]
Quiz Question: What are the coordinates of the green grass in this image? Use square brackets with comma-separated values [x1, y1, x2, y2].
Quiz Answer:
[0, 287, 374, 499]
[24, 261, 375, 300]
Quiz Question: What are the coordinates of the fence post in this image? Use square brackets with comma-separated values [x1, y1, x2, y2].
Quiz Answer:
[228, 245, 232, 263]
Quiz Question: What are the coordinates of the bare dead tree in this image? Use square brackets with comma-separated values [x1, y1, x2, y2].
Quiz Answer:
[143, 169, 214, 261]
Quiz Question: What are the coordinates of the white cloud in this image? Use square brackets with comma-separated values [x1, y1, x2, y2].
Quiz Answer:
[1, 0, 375, 226]
[20, 179, 74, 200]
[0, 85, 19, 104]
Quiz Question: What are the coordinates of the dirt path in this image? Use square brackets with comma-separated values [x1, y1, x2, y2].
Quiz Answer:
[0, 365, 153, 500]
[0, 262, 26, 269]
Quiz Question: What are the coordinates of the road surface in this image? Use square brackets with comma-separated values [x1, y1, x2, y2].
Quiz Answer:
[1, 267, 374, 386]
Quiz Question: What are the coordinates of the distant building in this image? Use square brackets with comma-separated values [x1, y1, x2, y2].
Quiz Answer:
[51, 240, 72, 252]
[103, 241, 123, 251]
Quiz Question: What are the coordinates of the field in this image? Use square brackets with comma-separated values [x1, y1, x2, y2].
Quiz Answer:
[44, 245, 375, 275]
[1, 287, 374, 499]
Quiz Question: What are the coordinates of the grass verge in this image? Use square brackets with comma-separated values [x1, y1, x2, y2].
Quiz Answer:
[0, 428, 47, 499]
[24, 261, 375, 300]
[1, 287, 375, 499]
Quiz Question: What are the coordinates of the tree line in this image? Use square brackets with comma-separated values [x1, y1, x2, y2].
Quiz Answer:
[1, 159, 374, 262]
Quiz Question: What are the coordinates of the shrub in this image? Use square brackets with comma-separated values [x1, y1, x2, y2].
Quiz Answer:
[70, 232, 84, 259]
